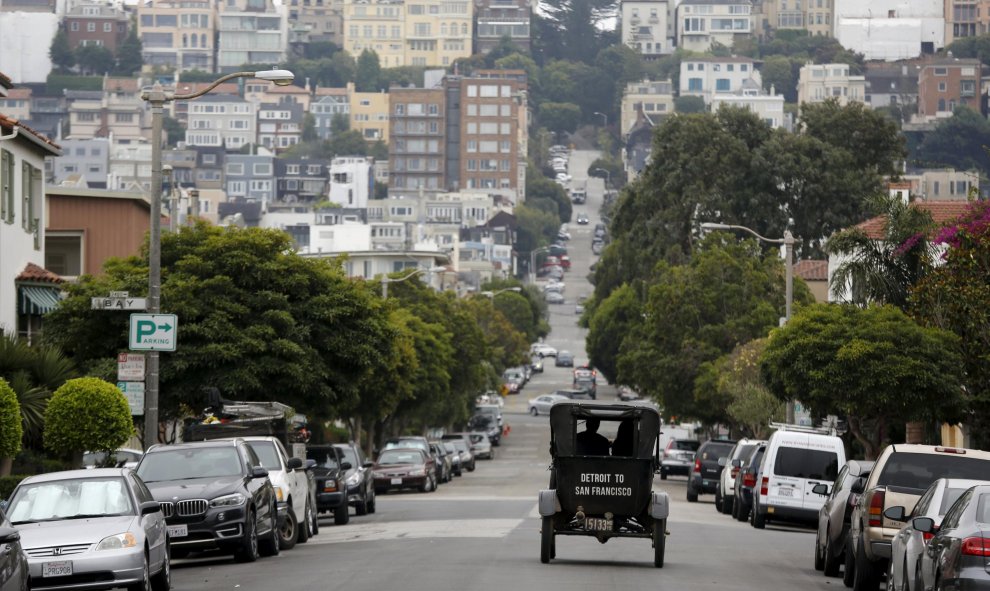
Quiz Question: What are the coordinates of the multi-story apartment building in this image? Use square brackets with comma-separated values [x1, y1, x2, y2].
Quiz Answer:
[945, 0, 990, 43]
[311, 87, 350, 139]
[217, 0, 288, 72]
[341, 0, 472, 67]
[138, 0, 215, 72]
[903, 168, 980, 200]
[711, 85, 788, 129]
[260, 83, 312, 111]
[796, 63, 867, 106]
[288, 0, 343, 45]
[474, 0, 532, 54]
[67, 77, 146, 142]
[0, 87, 31, 121]
[28, 94, 66, 139]
[620, 0, 672, 58]
[679, 56, 761, 105]
[329, 156, 374, 208]
[760, 0, 832, 37]
[185, 94, 256, 151]
[620, 79, 674, 136]
[833, 0, 943, 61]
[64, 3, 129, 51]
[676, 0, 753, 53]
[453, 72, 524, 194]
[258, 102, 304, 152]
[348, 82, 390, 142]
[225, 154, 276, 203]
[51, 137, 110, 188]
[171, 81, 239, 124]
[107, 141, 151, 193]
[276, 158, 330, 203]
[864, 61, 921, 109]
[389, 86, 446, 192]
[917, 58, 982, 120]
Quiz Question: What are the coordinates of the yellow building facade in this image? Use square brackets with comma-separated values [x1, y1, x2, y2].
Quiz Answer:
[347, 82, 390, 143]
[342, 0, 472, 67]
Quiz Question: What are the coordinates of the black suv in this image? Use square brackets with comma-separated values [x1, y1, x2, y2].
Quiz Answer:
[306, 444, 352, 525]
[136, 439, 279, 562]
[687, 439, 737, 503]
[333, 442, 376, 516]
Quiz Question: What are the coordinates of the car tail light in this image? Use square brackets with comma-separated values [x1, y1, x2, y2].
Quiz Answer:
[743, 472, 756, 488]
[868, 490, 886, 528]
[731, 467, 740, 479]
[760, 476, 768, 496]
[693, 459, 701, 473]
[935, 447, 966, 454]
[922, 532, 934, 542]
[961, 537, 990, 556]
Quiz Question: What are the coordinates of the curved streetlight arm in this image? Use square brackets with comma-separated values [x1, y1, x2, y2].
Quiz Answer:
[700, 222, 794, 245]
[174, 71, 260, 100]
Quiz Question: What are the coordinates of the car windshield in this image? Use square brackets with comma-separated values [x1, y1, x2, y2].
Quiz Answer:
[443, 442, 458, 454]
[377, 450, 423, 465]
[307, 448, 339, 469]
[449, 440, 468, 452]
[137, 446, 242, 482]
[878, 453, 990, 491]
[773, 447, 839, 480]
[246, 441, 281, 471]
[8, 477, 134, 524]
[469, 434, 486, 444]
[384, 440, 428, 452]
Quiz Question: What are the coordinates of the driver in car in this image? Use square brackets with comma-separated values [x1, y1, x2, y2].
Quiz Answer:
[576, 418, 611, 455]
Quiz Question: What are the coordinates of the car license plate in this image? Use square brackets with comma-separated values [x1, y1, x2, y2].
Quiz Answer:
[586, 517, 612, 532]
[391, 478, 403, 485]
[42, 561, 72, 577]
[778, 487, 793, 497]
[167, 524, 188, 538]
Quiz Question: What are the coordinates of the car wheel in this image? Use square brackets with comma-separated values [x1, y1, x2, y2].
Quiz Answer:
[714, 489, 723, 513]
[468, 461, 476, 472]
[722, 496, 734, 515]
[258, 507, 280, 557]
[150, 542, 170, 591]
[852, 537, 881, 591]
[653, 518, 666, 568]
[751, 502, 766, 529]
[367, 489, 377, 514]
[278, 507, 298, 550]
[356, 492, 369, 516]
[310, 501, 319, 536]
[297, 502, 311, 544]
[234, 510, 259, 563]
[334, 505, 351, 525]
[914, 561, 923, 591]
[823, 529, 842, 577]
[843, 534, 856, 588]
[126, 554, 151, 591]
[934, 572, 945, 591]
[686, 487, 698, 503]
[540, 516, 554, 564]
[530, 407, 538, 416]
[815, 532, 825, 571]
[886, 558, 896, 591]
[659, 468, 667, 480]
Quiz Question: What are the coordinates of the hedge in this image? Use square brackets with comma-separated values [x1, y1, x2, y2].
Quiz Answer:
[0, 475, 29, 500]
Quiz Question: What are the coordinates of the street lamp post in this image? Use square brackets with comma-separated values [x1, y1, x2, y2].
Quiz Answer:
[139, 69, 294, 450]
[380, 266, 445, 298]
[700, 222, 796, 422]
[479, 287, 522, 298]
[593, 111, 608, 128]
[592, 167, 611, 189]
[529, 246, 550, 284]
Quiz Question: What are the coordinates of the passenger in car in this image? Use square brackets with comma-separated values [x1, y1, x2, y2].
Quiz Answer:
[576, 418, 611, 455]
[611, 420, 635, 457]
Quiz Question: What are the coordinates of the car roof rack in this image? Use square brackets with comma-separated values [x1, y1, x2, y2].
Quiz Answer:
[769, 422, 838, 436]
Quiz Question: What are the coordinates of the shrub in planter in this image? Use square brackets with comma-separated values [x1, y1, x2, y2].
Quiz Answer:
[44, 378, 133, 468]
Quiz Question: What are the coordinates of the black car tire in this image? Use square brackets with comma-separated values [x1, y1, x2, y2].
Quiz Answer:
[653, 518, 666, 568]
[367, 489, 377, 514]
[259, 508, 280, 557]
[356, 492, 369, 516]
[540, 516, 554, 564]
[852, 538, 881, 591]
[815, 533, 825, 571]
[278, 507, 298, 551]
[297, 501, 311, 544]
[530, 407, 538, 416]
[659, 468, 667, 480]
[824, 528, 842, 577]
[334, 505, 350, 525]
[722, 496, 734, 515]
[234, 510, 260, 563]
[310, 501, 319, 536]
[843, 535, 856, 588]
[151, 543, 170, 591]
[126, 554, 151, 591]
[714, 489, 723, 512]
[751, 499, 766, 529]
[686, 487, 698, 503]
[468, 461, 476, 472]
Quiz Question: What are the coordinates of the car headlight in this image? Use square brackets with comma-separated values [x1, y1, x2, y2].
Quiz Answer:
[409, 468, 426, 476]
[210, 493, 247, 508]
[273, 486, 284, 502]
[345, 472, 361, 486]
[96, 532, 138, 551]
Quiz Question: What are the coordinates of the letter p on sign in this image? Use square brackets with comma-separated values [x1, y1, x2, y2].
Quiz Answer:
[128, 314, 178, 351]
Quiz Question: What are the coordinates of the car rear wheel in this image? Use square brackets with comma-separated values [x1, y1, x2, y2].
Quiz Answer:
[356, 492, 369, 516]
[234, 511, 260, 563]
[659, 468, 667, 480]
[815, 534, 825, 571]
[278, 507, 298, 550]
[714, 489, 723, 512]
[530, 407, 538, 416]
[653, 518, 666, 568]
[843, 535, 855, 588]
[686, 488, 698, 503]
[334, 505, 351, 525]
[722, 496, 733, 515]
[751, 503, 766, 529]
[852, 538, 881, 591]
[367, 489, 377, 514]
[310, 501, 319, 536]
[540, 517, 554, 564]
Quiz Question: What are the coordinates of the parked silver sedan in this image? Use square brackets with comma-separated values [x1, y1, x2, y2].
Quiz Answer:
[6, 468, 170, 591]
[527, 393, 569, 416]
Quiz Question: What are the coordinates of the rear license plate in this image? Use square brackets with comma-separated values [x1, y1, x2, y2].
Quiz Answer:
[778, 487, 794, 497]
[42, 561, 72, 577]
[391, 478, 403, 485]
[586, 517, 612, 532]
[167, 524, 188, 538]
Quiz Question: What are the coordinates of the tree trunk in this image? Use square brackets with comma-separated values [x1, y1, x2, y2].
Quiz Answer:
[0, 457, 12, 477]
[905, 421, 925, 444]
[848, 415, 880, 460]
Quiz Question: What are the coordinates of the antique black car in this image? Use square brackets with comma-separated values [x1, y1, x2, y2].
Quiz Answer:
[538, 403, 670, 567]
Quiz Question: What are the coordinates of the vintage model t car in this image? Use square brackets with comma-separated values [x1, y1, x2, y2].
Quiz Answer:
[538, 403, 670, 567]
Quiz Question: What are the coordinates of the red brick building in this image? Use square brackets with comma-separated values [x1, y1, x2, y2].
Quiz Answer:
[917, 58, 982, 120]
[64, 4, 129, 52]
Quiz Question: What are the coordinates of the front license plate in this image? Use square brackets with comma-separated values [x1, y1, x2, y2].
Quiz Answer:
[42, 561, 72, 577]
[778, 487, 793, 497]
[586, 517, 612, 532]
[167, 524, 188, 538]
[391, 478, 403, 485]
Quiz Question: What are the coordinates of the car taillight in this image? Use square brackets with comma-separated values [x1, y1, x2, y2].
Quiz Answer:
[961, 537, 990, 556]
[693, 459, 701, 473]
[868, 489, 886, 528]
[760, 476, 768, 496]
[731, 467, 740, 479]
[743, 472, 756, 488]
[922, 532, 934, 542]
[935, 447, 966, 454]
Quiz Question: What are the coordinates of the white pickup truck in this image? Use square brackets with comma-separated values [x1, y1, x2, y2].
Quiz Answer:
[242, 436, 317, 550]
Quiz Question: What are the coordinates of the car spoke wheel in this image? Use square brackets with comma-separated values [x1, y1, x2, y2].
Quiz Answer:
[151, 543, 170, 591]
[540, 516, 554, 564]
[234, 511, 259, 563]
[278, 508, 298, 550]
[653, 518, 666, 568]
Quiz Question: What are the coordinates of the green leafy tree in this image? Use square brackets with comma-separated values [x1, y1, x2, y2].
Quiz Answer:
[538, 102, 581, 134]
[944, 34, 990, 66]
[44, 377, 133, 468]
[75, 45, 115, 75]
[912, 106, 990, 176]
[799, 99, 905, 177]
[163, 115, 184, 148]
[585, 283, 642, 385]
[49, 29, 75, 71]
[369, 140, 388, 161]
[330, 113, 350, 135]
[328, 129, 368, 157]
[526, 170, 572, 223]
[760, 304, 966, 459]
[699, 339, 783, 438]
[463, 296, 529, 371]
[0, 378, 22, 476]
[0, 333, 77, 447]
[355, 49, 382, 92]
[114, 27, 143, 75]
[482, 279, 549, 339]
[535, 0, 613, 63]
[761, 55, 798, 102]
[302, 113, 318, 142]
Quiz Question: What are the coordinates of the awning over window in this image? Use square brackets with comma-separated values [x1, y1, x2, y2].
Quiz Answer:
[19, 286, 61, 315]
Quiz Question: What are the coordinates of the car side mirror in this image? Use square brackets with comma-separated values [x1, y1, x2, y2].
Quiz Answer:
[884, 506, 907, 522]
[850, 476, 866, 495]
[362, 461, 374, 469]
[140, 500, 161, 515]
[812, 483, 830, 496]
[251, 466, 269, 479]
[0, 527, 20, 544]
[305, 459, 317, 470]
[340, 462, 352, 470]
[717, 457, 727, 467]
[912, 516, 936, 534]
[287, 457, 303, 470]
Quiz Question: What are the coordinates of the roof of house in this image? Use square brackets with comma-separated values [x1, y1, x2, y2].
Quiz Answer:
[314, 86, 348, 97]
[0, 71, 13, 90]
[0, 113, 61, 155]
[794, 260, 828, 282]
[47, 186, 149, 208]
[6, 88, 31, 99]
[920, 58, 982, 68]
[175, 81, 239, 96]
[265, 84, 309, 95]
[104, 77, 140, 93]
[854, 200, 972, 239]
[16, 262, 63, 284]
[682, 55, 757, 64]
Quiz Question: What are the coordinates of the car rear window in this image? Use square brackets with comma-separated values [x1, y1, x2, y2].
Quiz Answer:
[878, 452, 990, 491]
[773, 447, 839, 480]
[674, 440, 700, 451]
[701, 442, 735, 461]
[735, 444, 758, 460]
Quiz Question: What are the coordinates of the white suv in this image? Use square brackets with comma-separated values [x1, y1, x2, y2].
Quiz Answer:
[530, 343, 557, 358]
[241, 437, 316, 550]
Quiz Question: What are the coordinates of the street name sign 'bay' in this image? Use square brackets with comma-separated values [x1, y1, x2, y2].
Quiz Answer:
[128, 314, 178, 351]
